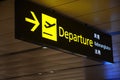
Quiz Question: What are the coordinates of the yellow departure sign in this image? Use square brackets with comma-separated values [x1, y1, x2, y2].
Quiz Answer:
[59, 27, 93, 47]
[15, 0, 113, 63]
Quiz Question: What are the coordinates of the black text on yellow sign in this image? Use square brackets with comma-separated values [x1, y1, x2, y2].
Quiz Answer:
[42, 13, 57, 41]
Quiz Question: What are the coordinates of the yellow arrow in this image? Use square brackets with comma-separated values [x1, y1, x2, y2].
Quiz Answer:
[25, 11, 40, 32]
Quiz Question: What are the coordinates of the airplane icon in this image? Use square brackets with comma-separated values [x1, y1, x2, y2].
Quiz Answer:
[44, 21, 55, 28]
[42, 13, 57, 41]
[43, 21, 56, 36]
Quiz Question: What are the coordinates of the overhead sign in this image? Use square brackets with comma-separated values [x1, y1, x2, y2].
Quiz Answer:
[15, 0, 113, 63]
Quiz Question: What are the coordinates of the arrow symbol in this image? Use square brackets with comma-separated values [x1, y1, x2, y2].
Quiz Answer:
[25, 11, 40, 32]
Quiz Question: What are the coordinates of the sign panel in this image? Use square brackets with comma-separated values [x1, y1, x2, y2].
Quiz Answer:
[15, 0, 113, 62]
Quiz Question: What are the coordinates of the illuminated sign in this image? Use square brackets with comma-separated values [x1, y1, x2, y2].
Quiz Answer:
[15, 0, 113, 62]
[42, 13, 57, 41]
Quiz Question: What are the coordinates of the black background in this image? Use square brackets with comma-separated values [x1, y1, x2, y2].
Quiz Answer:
[15, 0, 113, 62]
